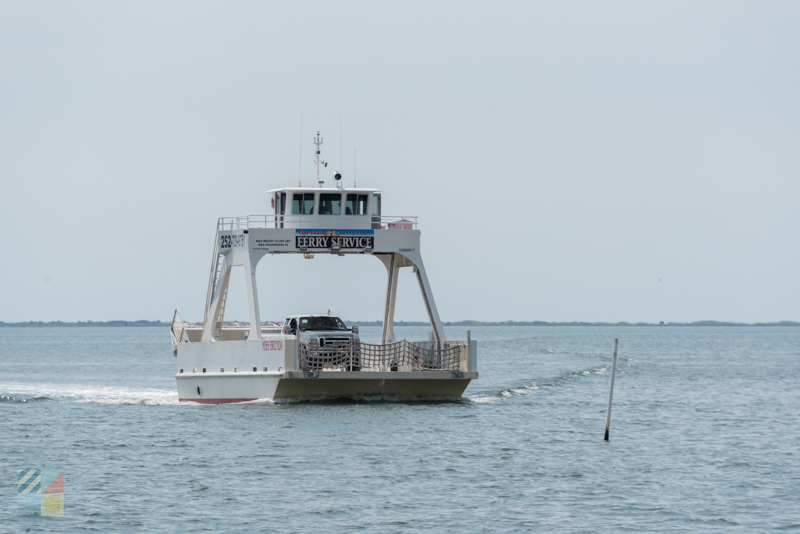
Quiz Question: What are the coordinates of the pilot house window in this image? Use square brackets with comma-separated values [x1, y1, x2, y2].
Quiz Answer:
[292, 193, 315, 215]
[346, 194, 369, 215]
[319, 194, 341, 215]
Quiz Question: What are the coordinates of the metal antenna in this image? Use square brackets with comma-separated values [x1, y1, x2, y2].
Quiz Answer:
[354, 148, 357, 187]
[339, 114, 343, 182]
[298, 113, 303, 187]
[314, 131, 325, 187]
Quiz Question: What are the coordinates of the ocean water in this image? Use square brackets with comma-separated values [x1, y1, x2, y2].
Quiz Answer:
[1, 325, 798, 533]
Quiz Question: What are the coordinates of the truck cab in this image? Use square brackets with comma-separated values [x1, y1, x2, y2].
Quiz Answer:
[283, 314, 361, 371]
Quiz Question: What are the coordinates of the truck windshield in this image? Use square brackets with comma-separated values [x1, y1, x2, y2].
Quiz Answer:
[299, 317, 348, 331]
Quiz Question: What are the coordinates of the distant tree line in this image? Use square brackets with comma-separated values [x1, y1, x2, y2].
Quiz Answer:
[1, 319, 797, 327]
[348, 320, 800, 327]
[0, 320, 170, 327]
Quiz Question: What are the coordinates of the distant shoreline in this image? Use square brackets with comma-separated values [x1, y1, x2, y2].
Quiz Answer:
[1, 320, 798, 327]
[358, 320, 800, 327]
[0, 320, 170, 327]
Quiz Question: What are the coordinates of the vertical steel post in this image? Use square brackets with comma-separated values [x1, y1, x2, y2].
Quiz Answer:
[381, 254, 397, 344]
[604, 338, 619, 441]
[349, 337, 353, 372]
[466, 330, 471, 371]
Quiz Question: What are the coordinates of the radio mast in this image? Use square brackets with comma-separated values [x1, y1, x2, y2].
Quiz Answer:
[314, 132, 326, 187]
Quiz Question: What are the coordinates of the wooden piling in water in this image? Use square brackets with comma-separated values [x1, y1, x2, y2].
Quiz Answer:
[604, 338, 619, 441]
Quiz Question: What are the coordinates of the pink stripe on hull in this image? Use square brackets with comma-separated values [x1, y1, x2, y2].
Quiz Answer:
[180, 398, 258, 404]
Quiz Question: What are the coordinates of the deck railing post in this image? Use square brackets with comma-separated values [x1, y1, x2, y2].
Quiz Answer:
[349, 338, 353, 372]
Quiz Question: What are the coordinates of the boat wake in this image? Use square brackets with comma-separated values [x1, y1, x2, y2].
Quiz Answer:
[1, 361, 624, 407]
[467, 364, 615, 403]
[0, 386, 469, 406]
[0, 383, 181, 406]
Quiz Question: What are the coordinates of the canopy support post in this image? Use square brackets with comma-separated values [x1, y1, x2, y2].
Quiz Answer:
[202, 257, 231, 342]
[412, 258, 446, 343]
[380, 254, 399, 344]
[245, 253, 262, 341]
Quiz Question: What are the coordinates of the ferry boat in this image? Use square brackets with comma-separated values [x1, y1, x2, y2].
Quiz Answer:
[169, 132, 478, 403]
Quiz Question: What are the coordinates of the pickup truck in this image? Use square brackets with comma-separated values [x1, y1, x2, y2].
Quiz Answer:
[283, 315, 361, 371]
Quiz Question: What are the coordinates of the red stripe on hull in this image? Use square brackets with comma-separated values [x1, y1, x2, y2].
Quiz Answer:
[179, 398, 258, 404]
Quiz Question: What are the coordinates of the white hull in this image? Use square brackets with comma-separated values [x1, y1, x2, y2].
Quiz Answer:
[175, 338, 477, 403]
[176, 371, 477, 403]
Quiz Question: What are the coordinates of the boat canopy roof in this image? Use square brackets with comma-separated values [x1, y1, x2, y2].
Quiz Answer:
[266, 186, 381, 194]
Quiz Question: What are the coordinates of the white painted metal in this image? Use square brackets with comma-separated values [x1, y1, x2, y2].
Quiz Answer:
[202, 255, 231, 342]
[379, 254, 398, 344]
[218, 213, 418, 231]
[244, 250, 262, 342]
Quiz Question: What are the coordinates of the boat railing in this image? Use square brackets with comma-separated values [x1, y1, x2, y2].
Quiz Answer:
[179, 322, 284, 343]
[170, 309, 190, 356]
[216, 215, 418, 231]
[299, 340, 468, 372]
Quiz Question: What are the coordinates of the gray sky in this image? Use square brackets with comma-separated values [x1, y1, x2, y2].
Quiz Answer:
[1, 1, 798, 324]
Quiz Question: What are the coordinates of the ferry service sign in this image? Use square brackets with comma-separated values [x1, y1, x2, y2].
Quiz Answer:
[295, 229, 374, 249]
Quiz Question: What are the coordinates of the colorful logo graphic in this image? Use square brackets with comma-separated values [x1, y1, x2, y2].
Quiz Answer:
[17, 469, 64, 516]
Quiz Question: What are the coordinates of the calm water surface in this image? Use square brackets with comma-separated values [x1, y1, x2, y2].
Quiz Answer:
[1, 326, 798, 532]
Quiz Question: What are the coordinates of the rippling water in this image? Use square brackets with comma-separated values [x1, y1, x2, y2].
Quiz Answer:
[1, 326, 798, 532]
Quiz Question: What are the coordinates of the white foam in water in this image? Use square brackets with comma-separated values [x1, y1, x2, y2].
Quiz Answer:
[466, 394, 497, 403]
[467, 381, 541, 403]
[1, 383, 181, 405]
[238, 398, 276, 405]
[0, 387, 468, 406]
